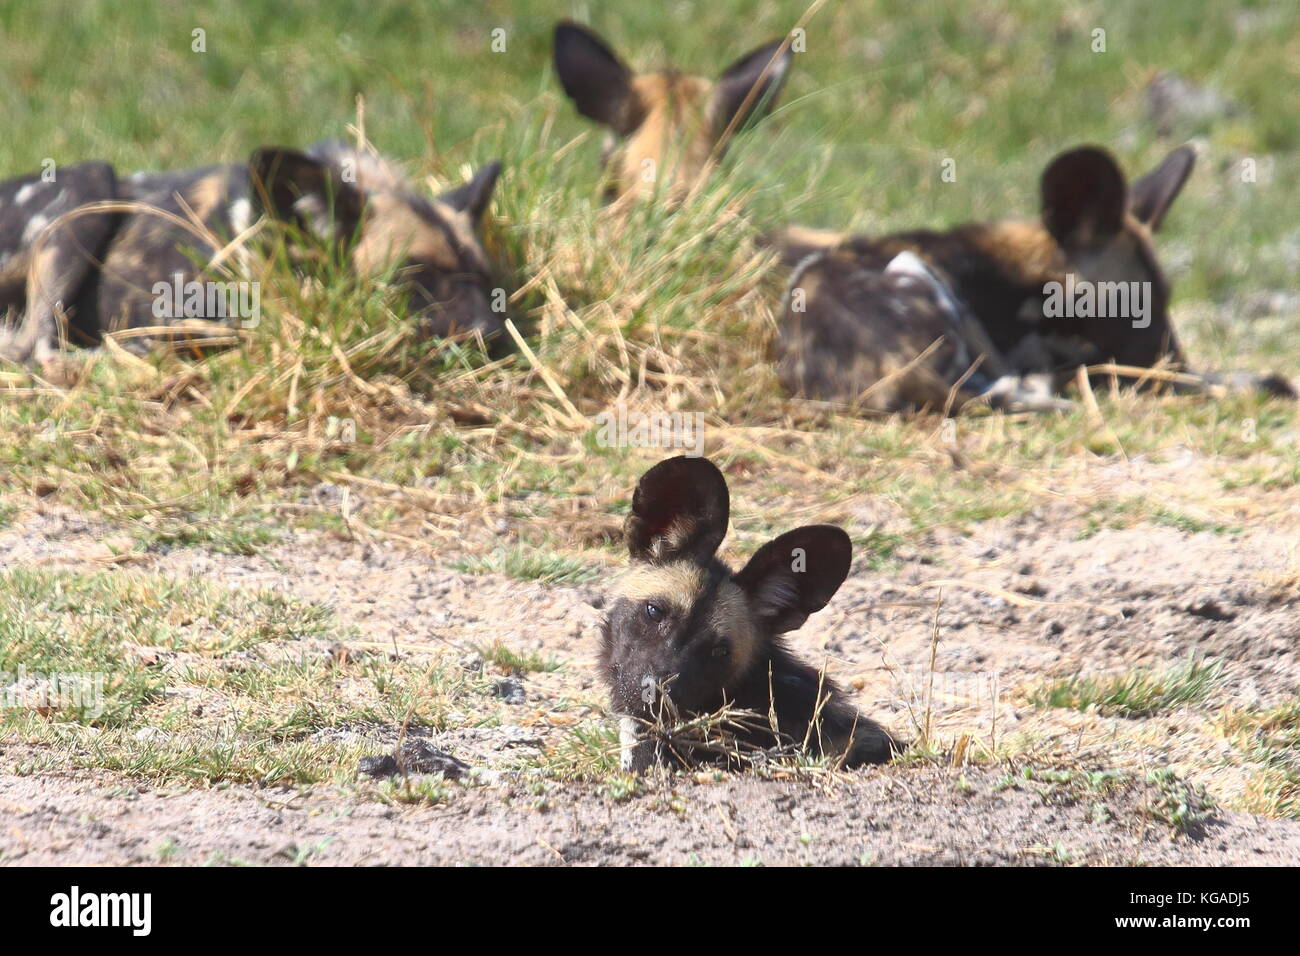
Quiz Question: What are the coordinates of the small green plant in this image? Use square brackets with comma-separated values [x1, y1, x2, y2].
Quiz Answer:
[1029, 842, 1073, 864]
[284, 838, 337, 865]
[601, 773, 641, 803]
[1144, 768, 1215, 834]
[1150, 507, 1237, 536]
[1077, 497, 1238, 539]
[472, 640, 560, 675]
[536, 722, 621, 782]
[1011, 766, 1130, 806]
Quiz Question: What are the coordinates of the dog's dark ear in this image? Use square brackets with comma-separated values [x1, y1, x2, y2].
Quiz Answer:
[735, 525, 851, 633]
[712, 38, 791, 138]
[1041, 146, 1127, 251]
[625, 456, 729, 565]
[1129, 145, 1195, 231]
[554, 21, 640, 134]
[438, 161, 502, 225]
[249, 147, 364, 242]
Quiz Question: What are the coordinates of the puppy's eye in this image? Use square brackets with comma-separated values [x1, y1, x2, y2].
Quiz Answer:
[645, 602, 664, 622]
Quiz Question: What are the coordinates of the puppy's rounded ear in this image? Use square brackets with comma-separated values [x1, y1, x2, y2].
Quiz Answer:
[1040, 146, 1127, 251]
[553, 21, 639, 134]
[625, 456, 729, 565]
[735, 525, 852, 633]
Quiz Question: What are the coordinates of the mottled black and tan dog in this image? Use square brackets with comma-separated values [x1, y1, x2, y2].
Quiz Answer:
[772, 145, 1293, 412]
[601, 455, 902, 772]
[553, 20, 792, 204]
[0, 141, 503, 364]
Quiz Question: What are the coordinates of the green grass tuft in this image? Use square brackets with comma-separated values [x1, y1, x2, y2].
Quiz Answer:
[471, 640, 561, 675]
[451, 546, 597, 585]
[1028, 657, 1223, 718]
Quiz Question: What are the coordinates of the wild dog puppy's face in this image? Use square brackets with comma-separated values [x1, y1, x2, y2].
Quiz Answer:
[250, 145, 503, 339]
[601, 457, 852, 752]
[553, 21, 791, 204]
[1014, 145, 1196, 365]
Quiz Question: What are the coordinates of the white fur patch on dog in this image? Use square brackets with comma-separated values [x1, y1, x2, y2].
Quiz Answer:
[21, 213, 50, 245]
[619, 717, 640, 770]
[227, 197, 255, 275]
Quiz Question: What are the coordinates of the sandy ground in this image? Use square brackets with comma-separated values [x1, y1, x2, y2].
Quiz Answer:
[2, 758, 1298, 866]
[1, 483, 1299, 866]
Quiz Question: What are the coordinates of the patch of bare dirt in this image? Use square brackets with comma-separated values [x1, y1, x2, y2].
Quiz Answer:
[1, 760, 1295, 866]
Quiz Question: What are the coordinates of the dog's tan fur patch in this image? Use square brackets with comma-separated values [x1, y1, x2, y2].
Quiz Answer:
[352, 194, 454, 274]
[184, 172, 227, 222]
[614, 562, 706, 612]
[432, 200, 491, 274]
[709, 579, 758, 677]
[969, 220, 1062, 285]
[608, 72, 716, 202]
[350, 194, 491, 279]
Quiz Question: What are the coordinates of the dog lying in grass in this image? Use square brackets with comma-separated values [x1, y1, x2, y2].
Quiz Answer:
[601, 455, 902, 772]
[553, 20, 792, 205]
[0, 141, 502, 364]
[770, 145, 1294, 412]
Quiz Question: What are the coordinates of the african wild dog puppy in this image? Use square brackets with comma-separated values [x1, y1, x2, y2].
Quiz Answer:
[772, 145, 1294, 412]
[553, 20, 792, 204]
[0, 141, 503, 364]
[601, 455, 902, 772]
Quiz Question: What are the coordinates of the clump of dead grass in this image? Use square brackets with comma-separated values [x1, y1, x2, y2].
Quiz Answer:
[1220, 696, 1300, 818]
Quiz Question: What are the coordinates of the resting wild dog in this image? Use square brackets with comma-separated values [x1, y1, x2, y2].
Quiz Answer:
[553, 20, 792, 204]
[601, 455, 901, 772]
[773, 145, 1294, 412]
[0, 141, 503, 364]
